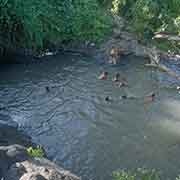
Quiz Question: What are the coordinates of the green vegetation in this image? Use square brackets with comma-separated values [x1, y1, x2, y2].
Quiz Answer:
[111, 0, 180, 52]
[0, 0, 179, 54]
[0, 0, 112, 53]
[27, 146, 45, 158]
[113, 169, 180, 180]
[113, 171, 136, 180]
[113, 169, 163, 180]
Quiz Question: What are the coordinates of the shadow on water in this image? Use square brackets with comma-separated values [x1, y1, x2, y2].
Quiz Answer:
[0, 54, 180, 180]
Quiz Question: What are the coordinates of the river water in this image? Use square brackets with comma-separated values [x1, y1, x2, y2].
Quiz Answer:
[0, 54, 180, 180]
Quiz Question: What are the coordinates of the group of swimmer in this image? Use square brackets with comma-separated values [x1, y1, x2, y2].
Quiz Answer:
[98, 71, 128, 87]
[98, 71, 156, 103]
[45, 46, 156, 103]
[45, 71, 155, 103]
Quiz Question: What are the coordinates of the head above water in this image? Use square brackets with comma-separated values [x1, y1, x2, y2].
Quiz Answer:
[147, 92, 155, 97]
[45, 86, 50, 92]
[98, 71, 108, 80]
[115, 72, 120, 78]
[105, 96, 111, 101]
[121, 95, 127, 99]
[150, 92, 156, 98]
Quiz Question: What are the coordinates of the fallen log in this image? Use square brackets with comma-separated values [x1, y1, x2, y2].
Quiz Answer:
[145, 63, 180, 80]
[145, 46, 180, 80]
[153, 32, 180, 41]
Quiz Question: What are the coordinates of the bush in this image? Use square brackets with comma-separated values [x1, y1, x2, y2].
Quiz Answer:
[113, 171, 136, 180]
[113, 169, 161, 180]
[113, 168, 180, 180]
[27, 146, 45, 158]
[0, 0, 112, 52]
[112, 0, 180, 52]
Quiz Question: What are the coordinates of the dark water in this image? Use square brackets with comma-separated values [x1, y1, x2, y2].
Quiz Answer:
[0, 54, 180, 180]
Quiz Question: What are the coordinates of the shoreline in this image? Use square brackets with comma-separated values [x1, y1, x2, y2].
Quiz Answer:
[1, 15, 179, 65]
[0, 114, 80, 180]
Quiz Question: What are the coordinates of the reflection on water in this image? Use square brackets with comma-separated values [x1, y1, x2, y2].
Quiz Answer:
[0, 54, 180, 180]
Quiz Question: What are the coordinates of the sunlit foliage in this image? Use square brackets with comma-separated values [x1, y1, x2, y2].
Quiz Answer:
[110, 0, 180, 51]
[27, 146, 45, 158]
[0, 0, 112, 52]
[113, 169, 161, 180]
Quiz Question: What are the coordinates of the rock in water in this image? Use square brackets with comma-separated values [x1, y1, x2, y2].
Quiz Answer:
[0, 144, 28, 179]
[0, 114, 33, 147]
[1, 144, 80, 180]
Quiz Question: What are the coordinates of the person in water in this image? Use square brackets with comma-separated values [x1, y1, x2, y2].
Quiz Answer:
[112, 73, 128, 87]
[105, 92, 156, 103]
[109, 47, 122, 64]
[105, 96, 113, 102]
[112, 73, 120, 82]
[45, 86, 50, 92]
[144, 92, 156, 102]
[118, 77, 128, 87]
[120, 92, 156, 102]
[119, 80, 128, 87]
[98, 71, 108, 80]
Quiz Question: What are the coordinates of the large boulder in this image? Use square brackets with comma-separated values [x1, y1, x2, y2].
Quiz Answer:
[0, 144, 28, 178]
[0, 114, 33, 147]
[6, 158, 80, 180]
[0, 125, 33, 147]
[98, 15, 161, 63]
[0, 145, 80, 180]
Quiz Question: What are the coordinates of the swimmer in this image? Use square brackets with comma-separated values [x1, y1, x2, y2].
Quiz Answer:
[98, 71, 108, 80]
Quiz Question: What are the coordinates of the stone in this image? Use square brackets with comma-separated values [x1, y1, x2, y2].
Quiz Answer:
[99, 15, 164, 64]
[0, 114, 32, 147]
[0, 125, 33, 146]
[1, 145, 80, 180]
[5, 144, 28, 162]
[3, 162, 27, 179]
[5, 158, 80, 180]
[0, 144, 29, 179]
[112, 15, 125, 31]
[20, 173, 47, 180]
[0, 114, 33, 147]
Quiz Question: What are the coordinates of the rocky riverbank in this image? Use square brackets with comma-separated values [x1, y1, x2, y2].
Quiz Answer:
[1, 14, 179, 65]
[0, 114, 80, 180]
[98, 15, 180, 63]
[0, 144, 80, 180]
[0, 114, 33, 147]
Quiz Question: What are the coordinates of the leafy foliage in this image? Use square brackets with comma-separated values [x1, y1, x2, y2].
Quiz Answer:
[113, 169, 161, 180]
[0, 0, 112, 52]
[111, 0, 180, 52]
[113, 171, 136, 180]
[27, 146, 45, 158]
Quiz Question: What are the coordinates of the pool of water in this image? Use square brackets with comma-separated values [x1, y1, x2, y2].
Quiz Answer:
[0, 54, 180, 180]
